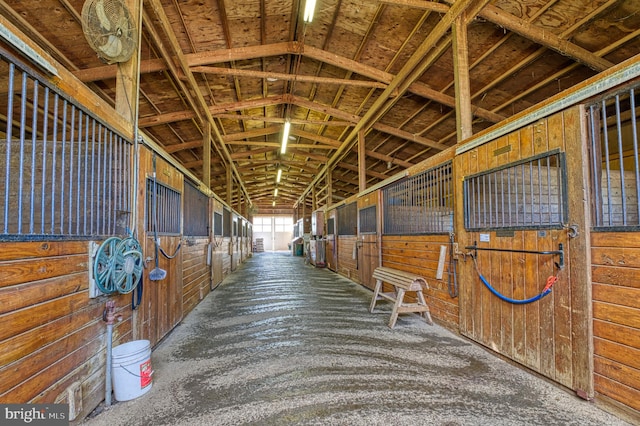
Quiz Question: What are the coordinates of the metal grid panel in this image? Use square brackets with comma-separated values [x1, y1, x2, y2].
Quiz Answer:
[0, 57, 131, 240]
[464, 151, 567, 231]
[183, 181, 208, 236]
[382, 161, 453, 235]
[589, 86, 640, 229]
[337, 202, 357, 236]
[359, 206, 376, 234]
[145, 178, 181, 235]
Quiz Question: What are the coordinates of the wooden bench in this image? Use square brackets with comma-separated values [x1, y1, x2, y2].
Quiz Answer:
[369, 266, 433, 328]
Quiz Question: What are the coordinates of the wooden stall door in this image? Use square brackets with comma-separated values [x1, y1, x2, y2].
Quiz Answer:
[135, 149, 184, 347]
[357, 195, 380, 290]
[141, 235, 183, 346]
[455, 107, 592, 397]
[326, 211, 337, 271]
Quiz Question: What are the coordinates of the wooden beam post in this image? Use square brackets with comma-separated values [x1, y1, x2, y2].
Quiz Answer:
[453, 13, 473, 142]
[327, 169, 333, 207]
[115, 0, 142, 127]
[203, 122, 211, 188]
[358, 130, 367, 192]
[226, 167, 233, 206]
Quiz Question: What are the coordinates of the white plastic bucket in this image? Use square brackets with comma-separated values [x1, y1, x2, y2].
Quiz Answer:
[111, 340, 153, 401]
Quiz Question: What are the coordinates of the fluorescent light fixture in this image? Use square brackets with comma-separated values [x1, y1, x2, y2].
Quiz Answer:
[274, 188, 279, 197]
[272, 200, 276, 206]
[276, 168, 282, 183]
[304, 0, 316, 23]
[281, 121, 291, 154]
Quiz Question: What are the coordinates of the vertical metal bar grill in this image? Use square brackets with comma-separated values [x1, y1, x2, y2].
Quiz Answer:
[145, 178, 182, 235]
[0, 56, 132, 240]
[588, 86, 640, 229]
[358, 206, 376, 234]
[337, 202, 357, 236]
[463, 151, 566, 231]
[382, 161, 453, 235]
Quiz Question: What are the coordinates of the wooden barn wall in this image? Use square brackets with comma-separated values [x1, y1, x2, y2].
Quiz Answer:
[381, 235, 458, 328]
[454, 106, 592, 397]
[379, 151, 459, 328]
[182, 236, 211, 317]
[591, 232, 640, 415]
[0, 241, 132, 420]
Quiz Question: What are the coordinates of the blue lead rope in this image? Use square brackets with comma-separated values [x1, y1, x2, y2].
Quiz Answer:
[473, 256, 557, 305]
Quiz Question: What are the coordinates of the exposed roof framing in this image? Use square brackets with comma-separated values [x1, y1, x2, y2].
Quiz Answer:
[2, 0, 638, 211]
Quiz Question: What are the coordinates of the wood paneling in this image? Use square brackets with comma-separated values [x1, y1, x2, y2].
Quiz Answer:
[336, 236, 358, 283]
[591, 231, 640, 415]
[381, 235, 458, 329]
[182, 237, 210, 316]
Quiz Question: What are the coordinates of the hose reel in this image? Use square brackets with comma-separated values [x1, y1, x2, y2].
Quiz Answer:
[93, 236, 143, 295]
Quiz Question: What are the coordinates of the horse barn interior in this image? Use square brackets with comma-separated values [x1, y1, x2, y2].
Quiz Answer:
[1, 0, 640, 423]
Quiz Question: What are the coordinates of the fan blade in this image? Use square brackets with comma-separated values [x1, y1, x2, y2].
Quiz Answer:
[99, 34, 122, 58]
[96, 0, 112, 31]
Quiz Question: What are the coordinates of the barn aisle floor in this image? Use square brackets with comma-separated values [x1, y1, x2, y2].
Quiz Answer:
[82, 252, 628, 426]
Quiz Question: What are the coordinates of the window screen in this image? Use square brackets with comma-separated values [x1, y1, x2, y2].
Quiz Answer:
[464, 151, 567, 230]
[213, 211, 223, 236]
[145, 178, 181, 235]
[327, 217, 335, 235]
[383, 161, 453, 235]
[183, 181, 208, 236]
[588, 86, 640, 229]
[223, 208, 231, 237]
[337, 202, 357, 235]
[359, 206, 376, 234]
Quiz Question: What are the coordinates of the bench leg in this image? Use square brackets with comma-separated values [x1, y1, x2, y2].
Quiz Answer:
[388, 288, 405, 328]
[416, 290, 434, 325]
[369, 279, 382, 313]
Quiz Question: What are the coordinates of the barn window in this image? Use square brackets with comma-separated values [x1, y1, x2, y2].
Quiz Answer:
[337, 202, 357, 235]
[359, 206, 376, 234]
[326, 217, 335, 235]
[183, 181, 208, 237]
[223, 208, 231, 237]
[213, 211, 223, 236]
[464, 151, 567, 231]
[588, 86, 640, 230]
[0, 57, 131, 240]
[145, 178, 181, 235]
[383, 161, 453, 235]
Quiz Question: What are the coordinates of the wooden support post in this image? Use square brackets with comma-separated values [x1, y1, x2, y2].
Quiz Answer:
[312, 185, 317, 211]
[203, 122, 211, 189]
[326, 169, 333, 206]
[226, 167, 233, 206]
[453, 13, 473, 142]
[115, 0, 142, 127]
[358, 130, 367, 192]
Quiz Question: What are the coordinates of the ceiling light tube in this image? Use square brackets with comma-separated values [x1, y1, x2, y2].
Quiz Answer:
[281, 121, 290, 154]
[274, 188, 278, 197]
[304, 0, 316, 23]
[276, 168, 282, 183]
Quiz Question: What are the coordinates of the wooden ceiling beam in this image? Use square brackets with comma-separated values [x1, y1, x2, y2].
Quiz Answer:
[139, 110, 198, 127]
[222, 125, 280, 142]
[208, 95, 284, 114]
[230, 147, 276, 159]
[213, 114, 352, 127]
[191, 66, 387, 89]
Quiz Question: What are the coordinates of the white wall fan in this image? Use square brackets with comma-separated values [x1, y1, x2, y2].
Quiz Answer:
[81, 0, 137, 64]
